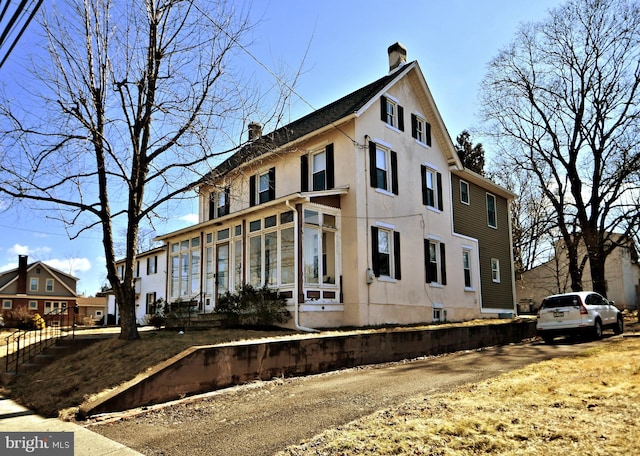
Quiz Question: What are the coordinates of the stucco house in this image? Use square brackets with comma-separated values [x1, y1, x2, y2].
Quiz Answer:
[0, 255, 78, 325]
[156, 43, 516, 329]
[107, 246, 167, 324]
[516, 234, 640, 311]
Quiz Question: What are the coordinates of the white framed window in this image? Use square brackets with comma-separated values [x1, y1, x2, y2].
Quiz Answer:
[421, 165, 443, 211]
[411, 113, 432, 146]
[145, 292, 157, 314]
[170, 236, 201, 299]
[462, 249, 472, 289]
[249, 168, 276, 206]
[2, 300, 12, 309]
[380, 95, 404, 130]
[460, 181, 470, 205]
[209, 187, 230, 219]
[425, 239, 447, 285]
[372, 224, 401, 280]
[147, 256, 157, 275]
[369, 141, 398, 195]
[29, 278, 38, 291]
[303, 209, 337, 285]
[45, 279, 54, 292]
[248, 211, 297, 288]
[312, 150, 327, 191]
[487, 193, 497, 228]
[29, 300, 38, 310]
[491, 258, 501, 283]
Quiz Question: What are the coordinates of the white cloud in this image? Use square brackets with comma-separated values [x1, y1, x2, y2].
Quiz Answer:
[44, 258, 92, 276]
[179, 213, 199, 224]
[8, 244, 52, 257]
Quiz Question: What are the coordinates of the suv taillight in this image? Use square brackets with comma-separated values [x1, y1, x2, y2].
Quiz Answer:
[580, 304, 588, 315]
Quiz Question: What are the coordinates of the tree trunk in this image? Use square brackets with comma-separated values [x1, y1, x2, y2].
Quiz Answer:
[115, 283, 140, 341]
[588, 251, 608, 298]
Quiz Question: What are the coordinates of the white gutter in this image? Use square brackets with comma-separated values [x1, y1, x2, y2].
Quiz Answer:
[286, 199, 319, 333]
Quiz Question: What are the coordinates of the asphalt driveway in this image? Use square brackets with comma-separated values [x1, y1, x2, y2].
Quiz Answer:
[87, 336, 615, 456]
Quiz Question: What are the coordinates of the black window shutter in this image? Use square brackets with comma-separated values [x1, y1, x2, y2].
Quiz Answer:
[398, 106, 404, 131]
[209, 192, 216, 220]
[394, 231, 401, 280]
[437, 172, 443, 210]
[326, 144, 335, 189]
[369, 141, 377, 188]
[421, 165, 428, 205]
[440, 243, 447, 285]
[426, 122, 432, 147]
[380, 96, 387, 122]
[224, 187, 231, 214]
[249, 175, 256, 207]
[424, 239, 431, 283]
[391, 151, 398, 195]
[411, 113, 417, 139]
[371, 226, 380, 277]
[268, 167, 276, 201]
[300, 155, 309, 192]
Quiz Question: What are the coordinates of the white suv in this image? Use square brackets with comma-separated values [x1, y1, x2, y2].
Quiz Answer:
[536, 291, 623, 343]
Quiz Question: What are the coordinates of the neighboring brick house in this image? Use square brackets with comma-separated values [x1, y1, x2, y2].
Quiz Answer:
[107, 246, 167, 324]
[0, 255, 78, 324]
[516, 234, 640, 311]
[156, 43, 517, 329]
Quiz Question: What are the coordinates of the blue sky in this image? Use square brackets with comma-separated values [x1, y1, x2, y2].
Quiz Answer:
[0, 0, 562, 295]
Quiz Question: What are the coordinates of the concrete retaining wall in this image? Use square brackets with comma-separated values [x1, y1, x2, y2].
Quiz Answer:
[79, 320, 536, 418]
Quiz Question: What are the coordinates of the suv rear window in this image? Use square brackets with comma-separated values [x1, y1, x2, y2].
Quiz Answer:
[541, 295, 579, 309]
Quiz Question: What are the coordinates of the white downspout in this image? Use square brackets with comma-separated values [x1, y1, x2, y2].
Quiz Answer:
[286, 199, 319, 333]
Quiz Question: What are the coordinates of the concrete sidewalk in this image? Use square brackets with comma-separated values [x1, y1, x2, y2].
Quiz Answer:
[0, 395, 142, 455]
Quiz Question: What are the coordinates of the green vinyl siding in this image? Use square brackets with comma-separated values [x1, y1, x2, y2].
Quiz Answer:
[451, 174, 514, 310]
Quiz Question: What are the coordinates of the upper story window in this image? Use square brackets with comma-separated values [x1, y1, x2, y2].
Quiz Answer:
[30, 278, 38, 291]
[369, 141, 398, 195]
[411, 113, 432, 146]
[424, 239, 447, 286]
[45, 279, 54, 292]
[380, 95, 404, 131]
[250, 167, 276, 206]
[460, 180, 470, 205]
[421, 165, 443, 210]
[301, 144, 334, 192]
[209, 187, 230, 220]
[371, 225, 401, 280]
[135, 261, 140, 278]
[117, 265, 124, 280]
[147, 256, 158, 275]
[486, 193, 497, 228]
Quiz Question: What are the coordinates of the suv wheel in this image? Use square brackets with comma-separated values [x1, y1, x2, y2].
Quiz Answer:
[613, 315, 624, 335]
[592, 319, 603, 340]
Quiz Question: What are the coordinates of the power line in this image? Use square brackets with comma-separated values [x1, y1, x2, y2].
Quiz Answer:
[0, 0, 43, 69]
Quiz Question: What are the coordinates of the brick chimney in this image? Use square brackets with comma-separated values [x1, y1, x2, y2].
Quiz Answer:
[17, 255, 28, 294]
[388, 42, 407, 72]
[248, 122, 262, 141]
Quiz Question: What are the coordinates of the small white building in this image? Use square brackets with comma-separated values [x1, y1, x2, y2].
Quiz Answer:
[107, 246, 167, 324]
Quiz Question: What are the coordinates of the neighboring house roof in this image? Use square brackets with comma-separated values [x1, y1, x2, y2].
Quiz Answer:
[76, 296, 107, 307]
[0, 260, 78, 296]
[451, 168, 517, 201]
[114, 245, 166, 266]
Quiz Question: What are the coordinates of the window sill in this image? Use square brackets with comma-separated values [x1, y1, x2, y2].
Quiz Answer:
[384, 123, 402, 134]
[374, 188, 395, 197]
[429, 282, 444, 288]
[426, 206, 442, 214]
[464, 287, 476, 292]
[416, 140, 431, 149]
[377, 276, 398, 283]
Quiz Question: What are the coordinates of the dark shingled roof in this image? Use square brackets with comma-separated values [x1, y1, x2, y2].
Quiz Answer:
[203, 63, 414, 183]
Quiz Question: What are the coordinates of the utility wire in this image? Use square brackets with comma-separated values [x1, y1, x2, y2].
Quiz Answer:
[0, 0, 43, 69]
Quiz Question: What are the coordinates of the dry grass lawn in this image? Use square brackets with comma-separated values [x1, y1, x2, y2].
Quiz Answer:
[278, 336, 640, 456]
[1, 327, 295, 417]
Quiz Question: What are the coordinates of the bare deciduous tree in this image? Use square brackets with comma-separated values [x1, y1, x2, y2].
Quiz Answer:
[0, 0, 293, 339]
[480, 0, 640, 297]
